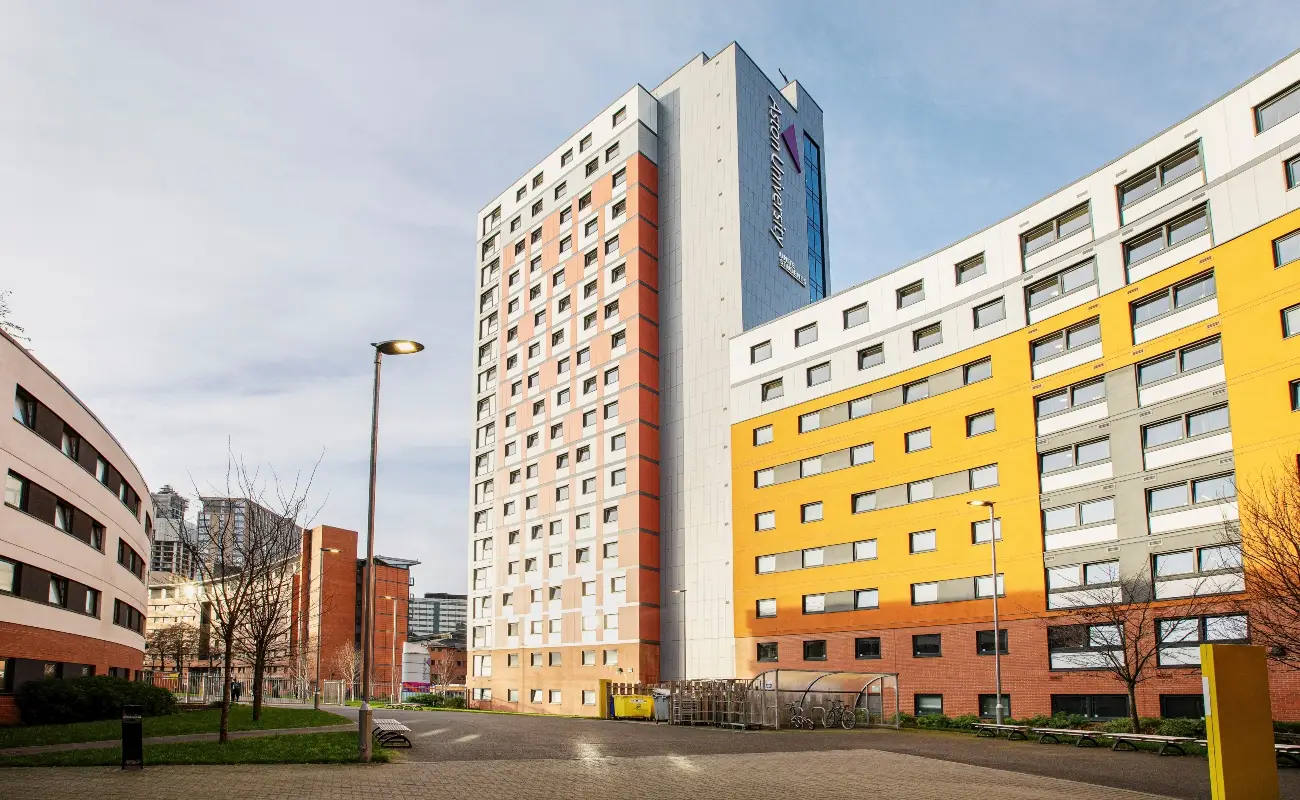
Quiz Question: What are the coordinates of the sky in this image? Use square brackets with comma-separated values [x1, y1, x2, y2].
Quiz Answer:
[2, 1, 1298, 595]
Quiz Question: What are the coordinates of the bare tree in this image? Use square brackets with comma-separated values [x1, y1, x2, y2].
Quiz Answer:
[330, 645, 363, 701]
[430, 647, 458, 691]
[177, 452, 319, 740]
[0, 289, 28, 343]
[146, 623, 199, 672]
[1048, 572, 1225, 732]
[1232, 465, 1300, 668]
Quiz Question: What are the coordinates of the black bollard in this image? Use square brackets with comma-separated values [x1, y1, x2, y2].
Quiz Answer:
[121, 704, 143, 770]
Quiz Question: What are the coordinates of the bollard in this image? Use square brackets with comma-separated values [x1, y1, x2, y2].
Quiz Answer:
[121, 704, 144, 770]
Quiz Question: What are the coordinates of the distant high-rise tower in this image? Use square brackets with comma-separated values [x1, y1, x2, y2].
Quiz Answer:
[149, 485, 195, 577]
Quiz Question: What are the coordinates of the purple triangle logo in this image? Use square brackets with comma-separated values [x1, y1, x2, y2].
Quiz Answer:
[781, 124, 801, 173]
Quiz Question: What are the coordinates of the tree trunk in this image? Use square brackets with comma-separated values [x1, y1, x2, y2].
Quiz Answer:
[1127, 685, 1140, 734]
[220, 634, 234, 743]
[252, 653, 265, 721]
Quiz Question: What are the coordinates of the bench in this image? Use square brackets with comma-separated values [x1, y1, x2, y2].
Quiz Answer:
[372, 717, 412, 748]
[1106, 732, 1196, 756]
[972, 723, 1031, 741]
[1195, 740, 1300, 766]
[1032, 727, 1107, 748]
[388, 703, 422, 711]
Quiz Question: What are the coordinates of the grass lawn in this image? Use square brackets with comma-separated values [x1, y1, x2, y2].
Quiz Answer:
[0, 732, 389, 767]
[0, 706, 348, 749]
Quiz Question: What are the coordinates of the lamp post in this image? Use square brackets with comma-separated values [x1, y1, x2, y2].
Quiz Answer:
[313, 547, 341, 711]
[672, 588, 687, 680]
[380, 594, 399, 704]
[969, 499, 1003, 725]
[359, 339, 423, 762]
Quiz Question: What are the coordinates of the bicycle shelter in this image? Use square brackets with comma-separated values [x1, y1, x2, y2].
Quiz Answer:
[748, 669, 901, 730]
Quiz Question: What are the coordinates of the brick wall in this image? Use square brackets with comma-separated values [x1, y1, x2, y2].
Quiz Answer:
[0, 620, 144, 725]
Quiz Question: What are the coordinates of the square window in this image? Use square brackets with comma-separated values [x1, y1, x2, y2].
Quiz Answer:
[757, 642, 778, 662]
[979, 694, 1011, 719]
[751, 341, 772, 363]
[754, 468, 774, 488]
[756, 598, 776, 618]
[897, 281, 924, 308]
[753, 425, 773, 446]
[802, 640, 827, 661]
[855, 589, 878, 609]
[903, 380, 929, 403]
[858, 344, 884, 370]
[909, 530, 936, 553]
[972, 518, 1002, 543]
[761, 379, 784, 401]
[964, 358, 992, 384]
[905, 428, 931, 452]
[851, 442, 874, 465]
[854, 539, 877, 560]
[913, 323, 942, 351]
[955, 254, 986, 284]
[852, 491, 876, 513]
[1283, 304, 1300, 338]
[855, 637, 881, 659]
[612, 106, 627, 126]
[843, 303, 869, 329]
[755, 511, 775, 531]
[913, 634, 942, 658]
[605, 142, 619, 162]
[976, 629, 1008, 655]
[806, 362, 831, 387]
[801, 502, 823, 523]
[973, 298, 1005, 329]
[970, 464, 999, 489]
[795, 323, 818, 347]
[912, 583, 938, 604]
[967, 410, 995, 436]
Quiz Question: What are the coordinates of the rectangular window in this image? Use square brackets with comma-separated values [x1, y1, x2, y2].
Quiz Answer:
[755, 511, 775, 531]
[854, 539, 877, 561]
[1137, 337, 1222, 385]
[1124, 205, 1209, 267]
[843, 303, 869, 329]
[1256, 80, 1300, 133]
[852, 491, 876, 513]
[0, 556, 16, 593]
[761, 379, 783, 401]
[1022, 203, 1091, 256]
[1288, 154, 1300, 190]
[795, 323, 818, 347]
[1035, 377, 1105, 418]
[913, 634, 942, 658]
[967, 410, 995, 436]
[753, 425, 773, 446]
[754, 468, 774, 488]
[858, 344, 884, 370]
[855, 637, 881, 659]
[970, 464, 999, 489]
[1293, 378, 1300, 412]
[913, 323, 942, 351]
[955, 253, 986, 284]
[972, 517, 1002, 543]
[1132, 271, 1216, 327]
[756, 598, 776, 618]
[605, 142, 619, 162]
[757, 642, 778, 662]
[751, 341, 772, 363]
[12, 387, 36, 428]
[897, 281, 924, 308]
[1284, 304, 1300, 338]
[903, 380, 929, 403]
[798, 502, 824, 524]
[4, 472, 28, 511]
[1277, 229, 1300, 268]
[806, 362, 831, 387]
[964, 358, 992, 384]
[911, 582, 938, 604]
[976, 629, 1009, 656]
[905, 428, 931, 452]
[849, 396, 870, 418]
[973, 298, 1005, 328]
[979, 695, 1011, 719]
[907, 479, 933, 503]
[803, 640, 827, 661]
[612, 168, 626, 188]
[1118, 144, 1202, 207]
[909, 529, 936, 553]
[851, 443, 874, 465]
[1031, 318, 1100, 363]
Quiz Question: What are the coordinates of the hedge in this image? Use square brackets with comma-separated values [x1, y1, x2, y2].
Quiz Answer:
[16, 676, 178, 725]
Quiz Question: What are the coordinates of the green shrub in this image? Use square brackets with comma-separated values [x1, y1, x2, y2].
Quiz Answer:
[16, 676, 178, 725]
[915, 713, 951, 729]
[949, 714, 980, 730]
[1099, 718, 1133, 733]
[1156, 717, 1205, 737]
[891, 712, 915, 727]
[404, 692, 466, 709]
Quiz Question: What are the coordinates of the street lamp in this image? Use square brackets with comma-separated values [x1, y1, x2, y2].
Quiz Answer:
[672, 589, 687, 680]
[359, 339, 423, 762]
[969, 499, 1003, 725]
[313, 547, 341, 711]
[380, 595, 399, 704]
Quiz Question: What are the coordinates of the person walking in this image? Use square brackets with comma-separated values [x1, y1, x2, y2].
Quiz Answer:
[232, 680, 242, 704]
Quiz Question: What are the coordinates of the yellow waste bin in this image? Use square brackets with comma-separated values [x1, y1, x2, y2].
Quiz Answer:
[613, 695, 654, 719]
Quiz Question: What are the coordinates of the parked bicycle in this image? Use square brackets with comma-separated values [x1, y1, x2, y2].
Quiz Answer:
[785, 701, 815, 730]
[817, 699, 858, 730]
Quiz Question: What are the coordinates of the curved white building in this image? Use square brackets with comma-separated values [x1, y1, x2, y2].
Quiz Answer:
[1, 329, 151, 722]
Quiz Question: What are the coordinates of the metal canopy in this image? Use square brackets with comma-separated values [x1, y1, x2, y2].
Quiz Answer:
[747, 669, 901, 729]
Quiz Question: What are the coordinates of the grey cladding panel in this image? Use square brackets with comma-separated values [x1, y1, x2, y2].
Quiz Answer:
[873, 388, 904, 413]
[824, 590, 855, 613]
[823, 543, 854, 566]
[820, 403, 850, 427]
[929, 367, 965, 396]
[934, 472, 971, 499]
[821, 449, 851, 472]
[936, 577, 976, 603]
[876, 485, 908, 510]
[774, 551, 803, 573]
[773, 463, 801, 484]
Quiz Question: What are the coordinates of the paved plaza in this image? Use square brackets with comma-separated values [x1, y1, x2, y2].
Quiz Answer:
[4, 707, 1300, 799]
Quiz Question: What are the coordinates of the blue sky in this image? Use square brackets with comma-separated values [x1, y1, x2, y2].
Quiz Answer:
[2, 1, 1298, 593]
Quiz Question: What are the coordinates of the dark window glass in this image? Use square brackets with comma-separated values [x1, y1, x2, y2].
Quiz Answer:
[979, 694, 1010, 718]
[912, 634, 941, 658]
[1159, 694, 1205, 719]
[802, 640, 827, 661]
[976, 629, 1009, 655]
[757, 642, 778, 662]
[855, 637, 881, 659]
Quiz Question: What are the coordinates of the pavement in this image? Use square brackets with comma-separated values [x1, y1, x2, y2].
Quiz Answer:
[3, 705, 1298, 799]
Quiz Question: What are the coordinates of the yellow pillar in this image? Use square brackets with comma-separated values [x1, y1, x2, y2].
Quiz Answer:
[1202, 644, 1278, 800]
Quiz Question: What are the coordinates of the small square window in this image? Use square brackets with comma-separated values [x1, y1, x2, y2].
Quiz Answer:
[976, 629, 1009, 655]
[913, 634, 942, 658]
[903, 380, 929, 403]
[852, 491, 876, 513]
[802, 640, 827, 661]
[955, 254, 986, 284]
[753, 425, 773, 446]
[973, 298, 1006, 329]
[801, 502, 823, 523]
[751, 341, 772, 363]
[851, 442, 874, 465]
[757, 642, 779, 662]
[612, 106, 627, 126]
[967, 410, 995, 436]
[855, 637, 881, 659]
[897, 281, 924, 308]
[795, 323, 818, 347]
[807, 362, 831, 387]
[914, 694, 943, 715]
[913, 323, 942, 351]
[858, 344, 884, 370]
[756, 598, 776, 618]
[843, 303, 869, 329]
[755, 511, 775, 531]
[909, 529, 936, 553]
[964, 358, 992, 384]
[754, 468, 774, 488]
[605, 142, 620, 162]
[761, 379, 784, 401]
[905, 428, 931, 452]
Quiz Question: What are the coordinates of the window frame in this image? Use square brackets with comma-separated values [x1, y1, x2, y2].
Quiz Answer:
[1021, 202, 1091, 258]
[1255, 79, 1300, 134]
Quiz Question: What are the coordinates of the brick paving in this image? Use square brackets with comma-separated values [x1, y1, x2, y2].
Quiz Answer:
[0, 748, 1175, 800]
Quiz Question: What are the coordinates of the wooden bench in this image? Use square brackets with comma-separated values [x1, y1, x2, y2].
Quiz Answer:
[1031, 727, 1108, 748]
[1196, 740, 1300, 766]
[972, 723, 1031, 741]
[1106, 732, 1196, 756]
[388, 703, 421, 711]
[372, 717, 412, 748]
